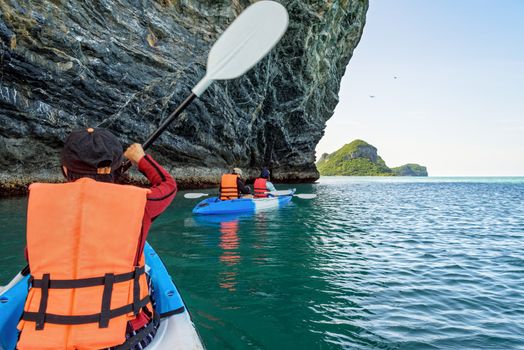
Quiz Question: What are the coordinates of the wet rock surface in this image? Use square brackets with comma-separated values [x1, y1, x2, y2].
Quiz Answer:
[0, 0, 368, 194]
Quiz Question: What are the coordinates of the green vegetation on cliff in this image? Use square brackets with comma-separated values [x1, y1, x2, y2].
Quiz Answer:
[317, 140, 427, 176]
[391, 164, 428, 176]
[317, 140, 392, 176]
[318, 157, 393, 176]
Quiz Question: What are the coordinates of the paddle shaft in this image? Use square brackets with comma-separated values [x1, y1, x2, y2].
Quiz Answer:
[119, 93, 197, 173]
[143, 93, 197, 150]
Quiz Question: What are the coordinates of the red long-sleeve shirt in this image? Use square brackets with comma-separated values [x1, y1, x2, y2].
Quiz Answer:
[134, 154, 177, 263]
[130, 154, 176, 331]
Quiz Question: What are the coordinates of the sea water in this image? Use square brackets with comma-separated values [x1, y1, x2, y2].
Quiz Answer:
[1, 177, 523, 349]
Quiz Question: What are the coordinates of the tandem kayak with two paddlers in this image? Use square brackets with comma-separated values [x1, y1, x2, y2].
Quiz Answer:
[192, 189, 296, 215]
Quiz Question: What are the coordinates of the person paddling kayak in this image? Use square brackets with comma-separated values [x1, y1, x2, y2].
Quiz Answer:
[17, 128, 176, 350]
[219, 167, 252, 199]
[253, 167, 277, 198]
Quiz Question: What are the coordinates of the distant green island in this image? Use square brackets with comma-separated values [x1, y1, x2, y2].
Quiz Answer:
[317, 140, 428, 176]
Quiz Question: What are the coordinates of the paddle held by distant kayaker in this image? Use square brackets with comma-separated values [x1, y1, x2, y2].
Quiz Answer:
[17, 127, 176, 350]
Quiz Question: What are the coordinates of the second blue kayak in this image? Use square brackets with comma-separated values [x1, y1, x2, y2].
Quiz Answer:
[192, 189, 295, 215]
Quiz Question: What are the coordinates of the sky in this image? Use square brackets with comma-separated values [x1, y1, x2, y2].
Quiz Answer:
[315, 0, 524, 176]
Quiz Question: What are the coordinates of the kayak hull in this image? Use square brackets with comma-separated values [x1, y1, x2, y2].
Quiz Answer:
[192, 189, 295, 215]
[0, 243, 204, 350]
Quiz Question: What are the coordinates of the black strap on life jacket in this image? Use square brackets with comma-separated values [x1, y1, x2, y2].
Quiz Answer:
[22, 296, 151, 327]
[132, 267, 141, 315]
[30, 266, 145, 289]
[35, 273, 50, 330]
[100, 273, 115, 328]
[24, 267, 147, 330]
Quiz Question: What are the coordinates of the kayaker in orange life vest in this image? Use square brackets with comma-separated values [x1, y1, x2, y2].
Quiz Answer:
[18, 128, 176, 350]
[253, 167, 277, 198]
[219, 167, 252, 200]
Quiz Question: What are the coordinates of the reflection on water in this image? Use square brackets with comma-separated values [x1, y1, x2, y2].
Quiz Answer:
[219, 219, 240, 291]
[219, 220, 240, 261]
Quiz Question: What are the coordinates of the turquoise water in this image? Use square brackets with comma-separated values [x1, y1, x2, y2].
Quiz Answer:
[1, 176, 523, 349]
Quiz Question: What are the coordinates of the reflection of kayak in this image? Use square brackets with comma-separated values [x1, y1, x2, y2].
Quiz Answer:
[192, 208, 270, 225]
[192, 189, 295, 215]
[194, 213, 249, 226]
[0, 243, 204, 350]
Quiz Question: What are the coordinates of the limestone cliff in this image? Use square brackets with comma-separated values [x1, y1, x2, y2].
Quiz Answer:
[317, 140, 391, 176]
[0, 0, 368, 194]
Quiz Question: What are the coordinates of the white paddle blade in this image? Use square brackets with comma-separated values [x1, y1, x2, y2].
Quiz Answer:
[269, 190, 294, 196]
[184, 193, 209, 199]
[295, 194, 317, 199]
[192, 1, 289, 96]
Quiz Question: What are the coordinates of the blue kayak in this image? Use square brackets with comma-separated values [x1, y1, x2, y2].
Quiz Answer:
[192, 189, 295, 215]
[0, 243, 204, 350]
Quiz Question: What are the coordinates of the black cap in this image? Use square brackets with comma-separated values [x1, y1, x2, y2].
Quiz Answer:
[61, 128, 123, 174]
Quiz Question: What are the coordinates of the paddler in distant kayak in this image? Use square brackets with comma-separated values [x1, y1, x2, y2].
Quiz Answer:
[253, 167, 277, 198]
[17, 128, 176, 350]
[219, 167, 252, 200]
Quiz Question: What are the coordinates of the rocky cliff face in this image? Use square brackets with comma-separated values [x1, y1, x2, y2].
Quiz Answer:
[0, 0, 368, 194]
[344, 142, 378, 163]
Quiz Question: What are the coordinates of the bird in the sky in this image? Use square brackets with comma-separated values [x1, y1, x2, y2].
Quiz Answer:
[369, 95, 375, 98]
[393, 76, 399, 79]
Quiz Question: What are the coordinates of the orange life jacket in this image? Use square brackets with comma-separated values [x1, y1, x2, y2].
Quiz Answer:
[17, 178, 152, 350]
[220, 174, 240, 200]
[254, 178, 268, 198]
